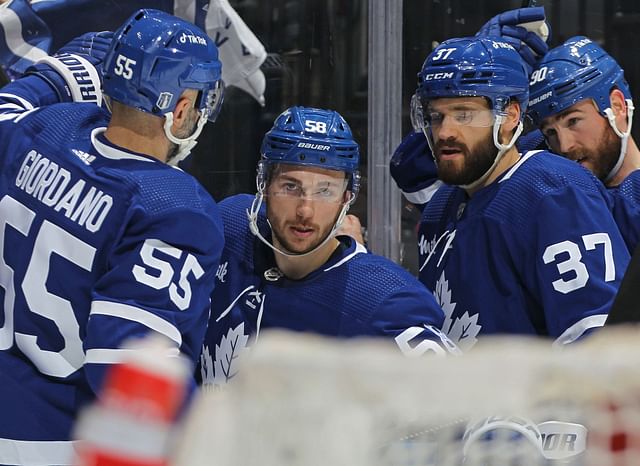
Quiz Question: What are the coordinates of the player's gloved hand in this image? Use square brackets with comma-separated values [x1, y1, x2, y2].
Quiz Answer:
[516, 128, 547, 153]
[56, 31, 113, 70]
[24, 31, 113, 106]
[475, 6, 550, 75]
[390, 131, 442, 211]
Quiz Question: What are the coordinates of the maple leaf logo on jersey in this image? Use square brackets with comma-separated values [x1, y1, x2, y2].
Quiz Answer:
[200, 323, 250, 389]
[434, 271, 481, 351]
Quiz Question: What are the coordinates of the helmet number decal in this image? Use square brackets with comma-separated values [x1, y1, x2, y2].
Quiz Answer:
[432, 47, 456, 61]
[304, 120, 328, 134]
[114, 54, 137, 80]
[530, 66, 548, 86]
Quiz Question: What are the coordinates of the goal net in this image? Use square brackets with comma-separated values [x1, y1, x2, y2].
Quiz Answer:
[173, 327, 640, 466]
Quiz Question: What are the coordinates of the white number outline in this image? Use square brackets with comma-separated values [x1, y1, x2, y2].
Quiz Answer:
[530, 66, 548, 86]
[395, 326, 448, 357]
[132, 239, 205, 311]
[432, 47, 456, 61]
[0, 196, 95, 377]
[114, 54, 137, 80]
[304, 120, 328, 134]
[543, 233, 615, 294]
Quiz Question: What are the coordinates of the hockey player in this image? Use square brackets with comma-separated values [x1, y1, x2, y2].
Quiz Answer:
[198, 106, 459, 388]
[391, 6, 550, 211]
[412, 36, 629, 351]
[528, 36, 640, 252]
[0, 9, 224, 464]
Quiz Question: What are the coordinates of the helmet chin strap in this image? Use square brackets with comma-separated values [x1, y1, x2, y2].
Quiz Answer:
[603, 99, 635, 184]
[163, 110, 208, 166]
[246, 189, 355, 258]
[460, 116, 523, 191]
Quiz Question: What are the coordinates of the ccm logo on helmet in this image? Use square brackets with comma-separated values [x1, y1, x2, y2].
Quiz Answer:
[297, 142, 330, 151]
[423, 72, 454, 81]
[179, 33, 207, 46]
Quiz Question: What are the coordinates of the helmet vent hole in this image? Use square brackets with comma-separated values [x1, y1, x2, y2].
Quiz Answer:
[555, 82, 578, 95]
[579, 69, 601, 85]
[299, 154, 306, 161]
[320, 157, 326, 163]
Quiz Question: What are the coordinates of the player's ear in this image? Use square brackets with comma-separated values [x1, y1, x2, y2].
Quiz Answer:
[172, 91, 197, 128]
[609, 88, 627, 115]
[499, 100, 521, 141]
[608, 88, 631, 131]
[506, 100, 521, 126]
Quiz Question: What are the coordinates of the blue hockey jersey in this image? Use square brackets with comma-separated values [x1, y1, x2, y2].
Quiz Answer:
[609, 169, 640, 253]
[0, 76, 223, 463]
[197, 194, 458, 387]
[417, 151, 630, 351]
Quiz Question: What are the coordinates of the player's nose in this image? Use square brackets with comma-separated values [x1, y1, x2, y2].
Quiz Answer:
[435, 115, 460, 140]
[557, 130, 578, 156]
[295, 198, 314, 219]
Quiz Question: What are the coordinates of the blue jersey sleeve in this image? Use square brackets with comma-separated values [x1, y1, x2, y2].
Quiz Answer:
[0, 75, 73, 160]
[372, 286, 461, 356]
[0, 74, 64, 111]
[84, 186, 224, 393]
[520, 184, 629, 344]
[610, 171, 640, 253]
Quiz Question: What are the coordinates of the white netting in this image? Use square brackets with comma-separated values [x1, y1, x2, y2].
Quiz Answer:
[173, 326, 640, 466]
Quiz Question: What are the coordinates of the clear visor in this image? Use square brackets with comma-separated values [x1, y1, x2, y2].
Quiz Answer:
[198, 80, 225, 122]
[411, 94, 498, 131]
[265, 164, 349, 203]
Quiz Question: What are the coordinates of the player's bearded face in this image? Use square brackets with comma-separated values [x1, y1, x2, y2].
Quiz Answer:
[434, 129, 497, 186]
[266, 165, 347, 254]
[565, 123, 621, 181]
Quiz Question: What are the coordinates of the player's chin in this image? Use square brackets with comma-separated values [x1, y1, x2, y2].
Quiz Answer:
[436, 163, 467, 184]
[436, 156, 465, 171]
[281, 236, 318, 254]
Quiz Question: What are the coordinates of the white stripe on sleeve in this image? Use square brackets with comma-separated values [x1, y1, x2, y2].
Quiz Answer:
[0, 438, 75, 466]
[553, 314, 607, 347]
[90, 300, 182, 346]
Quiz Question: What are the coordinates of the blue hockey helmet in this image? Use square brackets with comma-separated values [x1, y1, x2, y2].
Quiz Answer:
[412, 36, 530, 127]
[102, 9, 223, 122]
[259, 106, 361, 195]
[527, 36, 632, 126]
